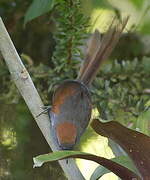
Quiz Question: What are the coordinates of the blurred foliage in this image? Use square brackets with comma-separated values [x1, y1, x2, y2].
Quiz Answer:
[24, 0, 54, 25]
[48, 0, 89, 86]
[0, 103, 66, 180]
[112, 33, 144, 60]
[0, 0, 150, 179]
[92, 57, 150, 125]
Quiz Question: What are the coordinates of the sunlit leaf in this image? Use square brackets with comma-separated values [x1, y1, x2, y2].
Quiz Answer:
[91, 119, 150, 178]
[24, 0, 54, 25]
[33, 151, 140, 179]
[145, 101, 150, 108]
[90, 155, 139, 180]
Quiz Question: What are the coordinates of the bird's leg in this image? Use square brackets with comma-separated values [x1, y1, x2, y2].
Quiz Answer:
[41, 105, 51, 111]
[66, 159, 68, 164]
[36, 106, 51, 118]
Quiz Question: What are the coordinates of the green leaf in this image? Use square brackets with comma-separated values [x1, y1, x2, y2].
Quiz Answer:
[136, 110, 150, 136]
[33, 151, 140, 179]
[128, 0, 144, 9]
[90, 156, 139, 180]
[33, 151, 86, 167]
[24, 0, 54, 25]
[91, 119, 150, 178]
[91, 0, 113, 9]
[145, 101, 150, 108]
[140, 21, 150, 34]
[142, 56, 150, 73]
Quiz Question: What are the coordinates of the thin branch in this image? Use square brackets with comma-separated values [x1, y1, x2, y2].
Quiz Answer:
[0, 17, 85, 180]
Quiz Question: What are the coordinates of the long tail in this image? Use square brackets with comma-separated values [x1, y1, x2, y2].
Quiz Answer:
[77, 17, 129, 85]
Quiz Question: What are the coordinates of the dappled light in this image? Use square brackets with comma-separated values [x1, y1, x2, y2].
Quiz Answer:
[77, 131, 116, 179]
[1, 128, 17, 149]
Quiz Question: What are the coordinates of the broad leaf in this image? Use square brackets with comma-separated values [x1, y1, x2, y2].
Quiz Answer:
[91, 119, 150, 178]
[90, 155, 139, 180]
[24, 0, 54, 25]
[33, 151, 140, 179]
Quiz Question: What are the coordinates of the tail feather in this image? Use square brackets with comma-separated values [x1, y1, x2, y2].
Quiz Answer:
[77, 17, 129, 85]
[78, 29, 101, 79]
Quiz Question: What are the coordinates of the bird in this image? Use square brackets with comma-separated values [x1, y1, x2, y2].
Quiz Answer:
[49, 18, 129, 150]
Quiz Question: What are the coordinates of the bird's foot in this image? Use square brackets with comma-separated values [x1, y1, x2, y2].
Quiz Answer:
[36, 106, 51, 118]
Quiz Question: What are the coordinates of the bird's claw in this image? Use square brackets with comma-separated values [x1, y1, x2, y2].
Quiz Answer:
[36, 106, 51, 118]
